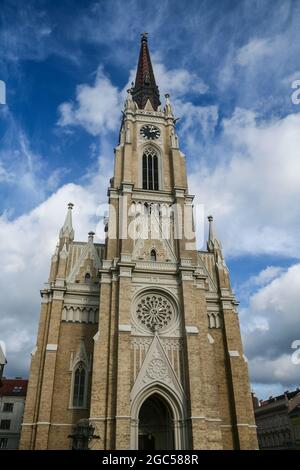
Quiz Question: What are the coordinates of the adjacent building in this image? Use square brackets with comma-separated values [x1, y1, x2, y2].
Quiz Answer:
[20, 34, 257, 450]
[0, 379, 28, 449]
[254, 389, 300, 450]
[0, 344, 6, 380]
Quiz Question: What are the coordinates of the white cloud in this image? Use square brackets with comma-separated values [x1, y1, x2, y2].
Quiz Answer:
[236, 38, 273, 66]
[58, 67, 123, 136]
[240, 266, 285, 298]
[240, 264, 300, 392]
[152, 62, 208, 97]
[0, 172, 111, 377]
[189, 108, 300, 257]
[248, 266, 285, 287]
[0, 161, 14, 183]
[250, 355, 300, 385]
[58, 61, 211, 138]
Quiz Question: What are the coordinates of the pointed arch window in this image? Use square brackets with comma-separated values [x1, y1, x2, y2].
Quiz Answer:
[73, 362, 86, 408]
[85, 273, 91, 283]
[142, 148, 159, 190]
[150, 249, 157, 262]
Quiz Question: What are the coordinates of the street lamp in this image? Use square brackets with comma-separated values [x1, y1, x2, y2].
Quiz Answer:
[68, 419, 100, 450]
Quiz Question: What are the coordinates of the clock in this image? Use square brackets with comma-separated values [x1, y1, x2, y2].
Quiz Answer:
[140, 125, 160, 140]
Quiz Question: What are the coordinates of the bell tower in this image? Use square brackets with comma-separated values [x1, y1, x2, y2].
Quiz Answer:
[89, 34, 257, 450]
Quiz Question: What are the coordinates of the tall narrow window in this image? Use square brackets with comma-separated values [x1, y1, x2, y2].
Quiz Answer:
[150, 249, 157, 262]
[143, 154, 148, 189]
[142, 148, 159, 190]
[73, 362, 86, 407]
[153, 155, 158, 190]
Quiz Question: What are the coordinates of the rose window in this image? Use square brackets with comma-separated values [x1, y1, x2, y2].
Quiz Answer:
[136, 294, 173, 331]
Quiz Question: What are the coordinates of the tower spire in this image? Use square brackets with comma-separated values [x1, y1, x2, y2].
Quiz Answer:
[59, 202, 74, 242]
[207, 215, 221, 253]
[131, 33, 161, 111]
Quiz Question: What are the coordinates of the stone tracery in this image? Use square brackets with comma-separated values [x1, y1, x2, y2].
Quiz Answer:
[136, 294, 173, 331]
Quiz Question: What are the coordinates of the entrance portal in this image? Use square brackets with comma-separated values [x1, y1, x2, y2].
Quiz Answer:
[138, 393, 174, 450]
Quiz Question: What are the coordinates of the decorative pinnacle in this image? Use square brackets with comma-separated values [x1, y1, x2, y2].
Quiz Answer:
[88, 231, 95, 242]
[207, 214, 222, 253]
[208, 215, 215, 244]
[60, 202, 74, 241]
[141, 32, 148, 42]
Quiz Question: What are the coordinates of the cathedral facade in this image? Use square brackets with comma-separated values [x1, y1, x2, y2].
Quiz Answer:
[20, 35, 257, 450]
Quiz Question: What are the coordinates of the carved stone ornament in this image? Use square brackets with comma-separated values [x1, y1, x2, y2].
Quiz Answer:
[147, 358, 168, 380]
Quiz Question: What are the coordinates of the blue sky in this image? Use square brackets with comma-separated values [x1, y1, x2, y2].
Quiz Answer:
[0, 0, 300, 400]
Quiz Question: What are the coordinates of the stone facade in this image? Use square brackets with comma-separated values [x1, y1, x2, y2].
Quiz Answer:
[20, 35, 257, 450]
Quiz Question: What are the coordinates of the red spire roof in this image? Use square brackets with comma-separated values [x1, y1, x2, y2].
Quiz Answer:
[132, 33, 161, 111]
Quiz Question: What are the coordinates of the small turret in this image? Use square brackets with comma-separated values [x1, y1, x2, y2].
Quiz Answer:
[207, 215, 231, 289]
[59, 203, 74, 246]
[207, 215, 221, 253]
[50, 203, 75, 282]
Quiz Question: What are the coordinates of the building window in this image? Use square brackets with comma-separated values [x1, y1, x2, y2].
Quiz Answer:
[0, 438, 8, 449]
[73, 362, 86, 408]
[0, 420, 11, 430]
[150, 249, 157, 262]
[3, 403, 13, 413]
[84, 273, 91, 283]
[142, 148, 159, 190]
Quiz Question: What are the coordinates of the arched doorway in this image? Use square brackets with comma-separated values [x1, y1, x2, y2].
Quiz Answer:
[138, 393, 174, 450]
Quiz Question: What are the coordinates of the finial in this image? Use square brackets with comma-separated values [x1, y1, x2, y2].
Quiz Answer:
[68, 202, 74, 210]
[88, 231, 95, 242]
[208, 215, 214, 241]
[141, 32, 148, 42]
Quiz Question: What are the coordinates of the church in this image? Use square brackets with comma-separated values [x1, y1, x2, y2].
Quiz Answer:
[20, 34, 257, 450]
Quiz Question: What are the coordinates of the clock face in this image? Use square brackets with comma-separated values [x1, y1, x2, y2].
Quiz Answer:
[140, 125, 160, 140]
